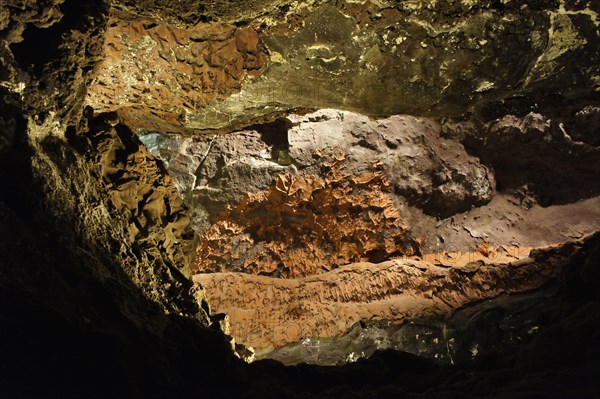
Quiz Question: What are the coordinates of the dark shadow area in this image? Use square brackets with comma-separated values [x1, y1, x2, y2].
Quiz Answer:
[251, 118, 291, 162]
[0, 131, 244, 398]
[10, 0, 98, 75]
[0, 95, 34, 223]
[457, 115, 600, 207]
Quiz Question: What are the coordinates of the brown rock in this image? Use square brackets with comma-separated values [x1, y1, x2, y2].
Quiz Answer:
[194, 243, 562, 349]
[190, 22, 235, 42]
[85, 16, 268, 132]
[194, 156, 421, 278]
[235, 27, 259, 53]
[83, 115, 193, 269]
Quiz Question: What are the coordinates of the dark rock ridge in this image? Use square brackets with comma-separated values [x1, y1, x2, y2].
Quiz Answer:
[449, 112, 600, 206]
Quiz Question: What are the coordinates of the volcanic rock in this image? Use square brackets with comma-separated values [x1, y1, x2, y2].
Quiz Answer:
[194, 241, 565, 350]
[2, 0, 600, 398]
[85, 14, 268, 133]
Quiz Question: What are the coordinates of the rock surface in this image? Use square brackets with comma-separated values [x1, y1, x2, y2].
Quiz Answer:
[195, 157, 420, 277]
[285, 110, 495, 218]
[82, 0, 600, 132]
[263, 285, 561, 366]
[140, 107, 599, 353]
[2, 0, 600, 398]
[71, 111, 200, 307]
[85, 12, 268, 133]
[453, 112, 600, 206]
[140, 127, 296, 230]
[142, 110, 499, 276]
[1, 1, 243, 397]
[194, 244, 561, 349]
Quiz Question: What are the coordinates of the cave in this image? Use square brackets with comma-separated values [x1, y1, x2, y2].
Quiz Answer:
[1, 0, 599, 398]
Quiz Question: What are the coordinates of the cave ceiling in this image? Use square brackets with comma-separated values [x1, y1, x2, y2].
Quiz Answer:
[87, 0, 600, 133]
[1, 0, 600, 397]
[83, 0, 600, 356]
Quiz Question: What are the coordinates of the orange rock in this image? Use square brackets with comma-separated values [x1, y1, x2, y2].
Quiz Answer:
[194, 160, 421, 278]
[235, 27, 259, 53]
[85, 17, 268, 131]
[194, 246, 560, 349]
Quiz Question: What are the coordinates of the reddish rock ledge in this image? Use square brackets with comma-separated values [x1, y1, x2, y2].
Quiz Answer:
[194, 242, 564, 350]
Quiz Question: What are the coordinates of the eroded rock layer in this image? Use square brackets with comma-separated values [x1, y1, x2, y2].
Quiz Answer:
[87, 0, 600, 131]
[2, 0, 600, 397]
[141, 107, 600, 356]
[263, 284, 563, 366]
[196, 158, 420, 277]
[142, 108, 599, 270]
[194, 245, 563, 349]
[86, 12, 268, 133]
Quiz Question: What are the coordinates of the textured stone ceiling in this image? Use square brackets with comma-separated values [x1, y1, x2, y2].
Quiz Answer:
[87, 0, 600, 133]
[1, 0, 600, 397]
[84, 0, 600, 358]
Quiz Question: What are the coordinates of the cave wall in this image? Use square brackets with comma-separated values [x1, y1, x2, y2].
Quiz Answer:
[0, 1, 244, 397]
[1, 0, 600, 398]
[0, 0, 207, 330]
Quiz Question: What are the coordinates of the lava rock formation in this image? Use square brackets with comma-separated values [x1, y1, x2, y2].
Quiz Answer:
[1, 0, 599, 398]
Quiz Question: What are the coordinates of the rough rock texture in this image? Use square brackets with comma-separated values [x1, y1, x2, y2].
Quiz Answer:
[285, 110, 495, 218]
[412, 194, 600, 255]
[244, 232, 600, 399]
[196, 157, 420, 277]
[449, 112, 600, 206]
[144, 109, 600, 257]
[1, 1, 243, 397]
[2, 0, 600, 398]
[143, 110, 498, 276]
[85, 12, 268, 133]
[140, 127, 296, 229]
[186, 0, 600, 130]
[194, 242, 561, 349]
[1, 0, 207, 317]
[141, 108, 598, 349]
[112, 0, 324, 26]
[263, 285, 561, 366]
[570, 105, 600, 147]
[70, 111, 199, 306]
[82, 0, 600, 132]
[1, 0, 107, 124]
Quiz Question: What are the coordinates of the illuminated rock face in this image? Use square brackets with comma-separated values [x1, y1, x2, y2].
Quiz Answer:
[195, 159, 419, 277]
[2, 0, 600, 397]
[194, 251, 562, 350]
[143, 108, 600, 354]
[88, 0, 599, 132]
[85, 16, 268, 133]
[140, 110, 497, 278]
